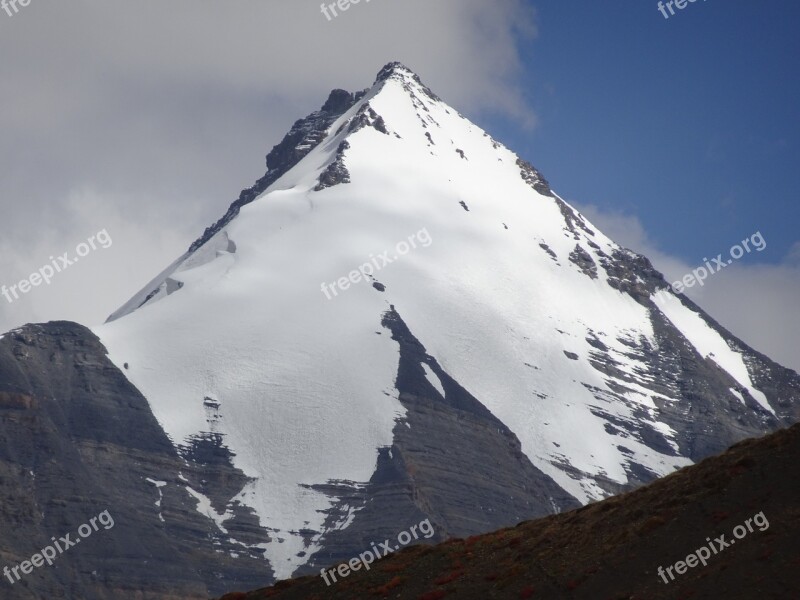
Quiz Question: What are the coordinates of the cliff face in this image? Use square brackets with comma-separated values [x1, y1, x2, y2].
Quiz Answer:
[0, 322, 269, 599]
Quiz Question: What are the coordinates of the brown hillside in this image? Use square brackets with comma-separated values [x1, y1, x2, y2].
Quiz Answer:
[217, 423, 800, 600]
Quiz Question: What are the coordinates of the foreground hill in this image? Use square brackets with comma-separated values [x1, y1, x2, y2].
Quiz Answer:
[219, 423, 800, 599]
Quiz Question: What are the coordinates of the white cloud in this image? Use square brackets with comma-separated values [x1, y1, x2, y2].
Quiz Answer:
[0, 0, 537, 333]
[0, 188, 188, 330]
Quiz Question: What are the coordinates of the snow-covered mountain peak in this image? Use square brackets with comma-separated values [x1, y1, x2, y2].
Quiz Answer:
[373, 61, 440, 98]
[93, 62, 798, 581]
[375, 60, 415, 82]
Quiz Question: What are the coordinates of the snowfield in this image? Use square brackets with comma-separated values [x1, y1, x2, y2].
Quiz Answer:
[94, 65, 772, 578]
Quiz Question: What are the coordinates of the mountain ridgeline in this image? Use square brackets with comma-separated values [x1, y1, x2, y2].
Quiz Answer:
[0, 63, 797, 599]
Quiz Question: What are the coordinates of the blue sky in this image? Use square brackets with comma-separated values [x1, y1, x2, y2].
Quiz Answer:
[484, 0, 799, 266]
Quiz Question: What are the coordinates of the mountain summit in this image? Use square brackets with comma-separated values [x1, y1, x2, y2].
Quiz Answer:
[0, 63, 788, 597]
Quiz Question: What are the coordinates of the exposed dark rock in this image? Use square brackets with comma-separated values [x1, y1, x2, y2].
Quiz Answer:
[600, 247, 669, 304]
[347, 105, 389, 136]
[375, 62, 441, 104]
[0, 322, 272, 599]
[300, 306, 580, 577]
[314, 140, 351, 191]
[569, 244, 598, 279]
[554, 196, 595, 239]
[188, 88, 366, 253]
[517, 157, 553, 197]
[539, 242, 558, 261]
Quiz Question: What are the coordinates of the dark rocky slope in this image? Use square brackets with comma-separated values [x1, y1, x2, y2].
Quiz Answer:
[301, 307, 581, 575]
[218, 421, 800, 600]
[0, 322, 270, 599]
